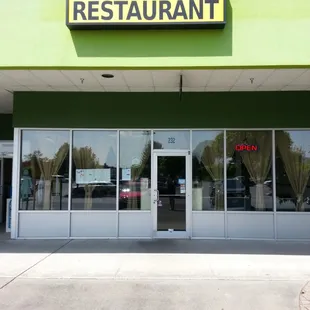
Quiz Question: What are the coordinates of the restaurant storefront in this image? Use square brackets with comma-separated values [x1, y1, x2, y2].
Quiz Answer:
[9, 91, 310, 239]
[1, 0, 310, 239]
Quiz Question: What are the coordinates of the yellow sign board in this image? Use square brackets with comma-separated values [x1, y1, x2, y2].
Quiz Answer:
[66, 0, 226, 29]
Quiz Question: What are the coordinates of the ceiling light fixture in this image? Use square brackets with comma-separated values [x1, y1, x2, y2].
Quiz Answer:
[101, 74, 114, 78]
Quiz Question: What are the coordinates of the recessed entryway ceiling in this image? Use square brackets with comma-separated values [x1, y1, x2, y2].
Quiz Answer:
[0, 69, 309, 113]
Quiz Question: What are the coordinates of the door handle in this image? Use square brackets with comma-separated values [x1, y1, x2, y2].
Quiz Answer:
[153, 189, 159, 203]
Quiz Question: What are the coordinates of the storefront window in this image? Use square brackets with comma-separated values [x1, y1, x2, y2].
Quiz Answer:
[119, 131, 151, 210]
[71, 131, 117, 210]
[275, 130, 310, 212]
[153, 130, 190, 150]
[226, 131, 273, 211]
[19, 130, 70, 210]
[192, 131, 224, 211]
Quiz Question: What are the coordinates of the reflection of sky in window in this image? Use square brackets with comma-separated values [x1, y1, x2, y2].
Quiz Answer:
[22, 130, 310, 165]
[22, 131, 70, 160]
[22, 131, 119, 166]
[192, 131, 223, 160]
[285, 131, 310, 154]
[22, 130, 225, 166]
[192, 131, 222, 150]
[120, 131, 151, 168]
[73, 131, 117, 166]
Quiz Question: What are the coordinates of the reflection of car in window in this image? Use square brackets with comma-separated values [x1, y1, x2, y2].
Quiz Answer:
[119, 181, 142, 209]
[263, 179, 310, 207]
[210, 178, 252, 210]
[119, 178, 170, 209]
[71, 182, 116, 198]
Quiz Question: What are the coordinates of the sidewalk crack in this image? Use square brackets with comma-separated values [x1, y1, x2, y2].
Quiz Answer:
[0, 239, 72, 290]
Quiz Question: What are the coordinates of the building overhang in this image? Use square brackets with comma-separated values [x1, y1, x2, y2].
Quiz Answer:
[0, 68, 310, 113]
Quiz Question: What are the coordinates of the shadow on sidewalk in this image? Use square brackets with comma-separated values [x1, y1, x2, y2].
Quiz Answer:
[0, 223, 10, 241]
[1, 238, 310, 255]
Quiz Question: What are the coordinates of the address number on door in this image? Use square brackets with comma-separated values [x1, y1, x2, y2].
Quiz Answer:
[168, 137, 176, 144]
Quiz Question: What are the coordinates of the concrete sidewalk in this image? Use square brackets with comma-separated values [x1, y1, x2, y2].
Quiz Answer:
[0, 239, 310, 309]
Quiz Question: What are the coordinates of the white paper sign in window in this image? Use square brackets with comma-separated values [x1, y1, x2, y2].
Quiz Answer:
[76, 169, 111, 184]
[122, 168, 131, 181]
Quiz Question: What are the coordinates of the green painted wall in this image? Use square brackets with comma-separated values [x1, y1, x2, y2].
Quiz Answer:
[0, 0, 310, 68]
[0, 114, 13, 140]
[13, 92, 310, 128]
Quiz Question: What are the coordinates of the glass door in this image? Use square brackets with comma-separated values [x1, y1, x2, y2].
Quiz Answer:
[152, 151, 191, 238]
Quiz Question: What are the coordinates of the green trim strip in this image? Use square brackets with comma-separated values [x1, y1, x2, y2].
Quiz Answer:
[13, 91, 310, 129]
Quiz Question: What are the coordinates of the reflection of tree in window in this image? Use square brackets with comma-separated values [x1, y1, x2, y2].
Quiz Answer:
[30, 143, 69, 210]
[73, 146, 99, 210]
[22, 150, 41, 209]
[225, 131, 272, 211]
[201, 142, 224, 210]
[37, 143, 69, 210]
[276, 131, 310, 211]
[128, 140, 153, 209]
[192, 132, 224, 211]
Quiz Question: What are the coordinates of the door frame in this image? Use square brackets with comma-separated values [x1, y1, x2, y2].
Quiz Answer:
[0, 158, 3, 223]
[152, 149, 192, 239]
[0, 156, 13, 224]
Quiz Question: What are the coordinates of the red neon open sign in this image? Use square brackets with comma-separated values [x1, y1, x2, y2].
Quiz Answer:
[235, 144, 258, 152]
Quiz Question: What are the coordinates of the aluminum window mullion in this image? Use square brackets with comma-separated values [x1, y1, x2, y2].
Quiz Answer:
[189, 129, 193, 239]
[116, 130, 120, 238]
[68, 129, 73, 238]
[224, 130, 228, 239]
[272, 129, 277, 240]
[151, 130, 155, 236]
[12, 128, 22, 239]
